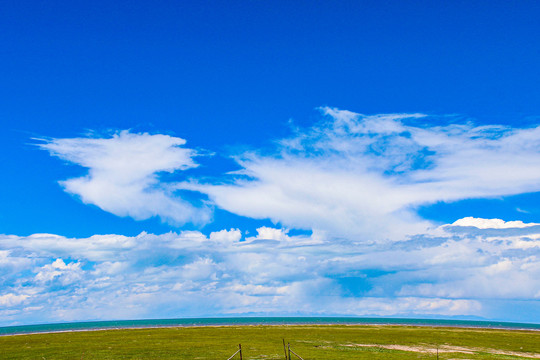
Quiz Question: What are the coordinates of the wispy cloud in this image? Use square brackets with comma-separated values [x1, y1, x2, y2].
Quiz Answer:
[38, 130, 210, 226]
[183, 108, 540, 240]
[1, 217, 538, 325]
[38, 110, 540, 241]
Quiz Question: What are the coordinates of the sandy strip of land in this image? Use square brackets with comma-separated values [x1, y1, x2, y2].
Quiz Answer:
[344, 344, 540, 358]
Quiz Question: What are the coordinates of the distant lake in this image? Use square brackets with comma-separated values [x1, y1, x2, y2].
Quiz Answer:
[1, 317, 539, 336]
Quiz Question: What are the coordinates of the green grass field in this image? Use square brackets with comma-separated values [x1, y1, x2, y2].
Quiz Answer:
[0, 325, 538, 359]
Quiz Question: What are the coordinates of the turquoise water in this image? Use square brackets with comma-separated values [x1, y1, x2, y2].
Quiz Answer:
[1, 317, 539, 335]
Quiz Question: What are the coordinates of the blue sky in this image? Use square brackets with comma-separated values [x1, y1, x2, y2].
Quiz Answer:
[1, 1, 540, 326]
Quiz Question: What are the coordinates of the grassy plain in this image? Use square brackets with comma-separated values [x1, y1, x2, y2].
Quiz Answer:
[0, 325, 539, 360]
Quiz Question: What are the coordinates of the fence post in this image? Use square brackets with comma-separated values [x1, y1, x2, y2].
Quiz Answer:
[288, 343, 291, 360]
[239, 344, 242, 360]
[283, 339, 288, 360]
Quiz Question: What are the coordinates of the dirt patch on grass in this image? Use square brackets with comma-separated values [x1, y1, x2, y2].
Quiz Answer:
[344, 344, 540, 358]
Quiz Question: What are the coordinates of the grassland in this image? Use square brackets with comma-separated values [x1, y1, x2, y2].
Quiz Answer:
[0, 325, 539, 360]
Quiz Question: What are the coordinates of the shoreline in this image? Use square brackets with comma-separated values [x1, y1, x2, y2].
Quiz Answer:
[2, 321, 540, 337]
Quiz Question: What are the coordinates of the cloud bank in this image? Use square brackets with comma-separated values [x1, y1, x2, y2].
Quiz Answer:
[1, 217, 539, 326]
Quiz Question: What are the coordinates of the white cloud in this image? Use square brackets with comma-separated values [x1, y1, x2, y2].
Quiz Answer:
[35, 259, 83, 285]
[225, 283, 290, 296]
[0, 250, 32, 271]
[1, 217, 539, 325]
[451, 217, 540, 229]
[38, 111, 540, 242]
[398, 256, 540, 300]
[0, 294, 28, 307]
[250, 226, 290, 241]
[180, 108, 540, 240]
[337, 297, 482, 316]
[209, 228, 242, 243]
[181, 258, 219, 281]
[38, 130, 210, 226]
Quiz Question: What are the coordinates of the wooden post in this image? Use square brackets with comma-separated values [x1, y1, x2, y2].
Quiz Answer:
[288, 343, 291, 360]
[239, 344, 242, 360]
[436, 346, 439, 360]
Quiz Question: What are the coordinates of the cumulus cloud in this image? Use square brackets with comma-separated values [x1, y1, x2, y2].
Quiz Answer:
[249, 226, 291, 241]
[38, 130, 210, 225]
[35, 259, 83, 285]
[180, 108, 540, 240]
[0, 294, 28, 307]
[1, 218, 539, 325]
[451, 217, 540, 229]
[209, 228, 242, 243]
